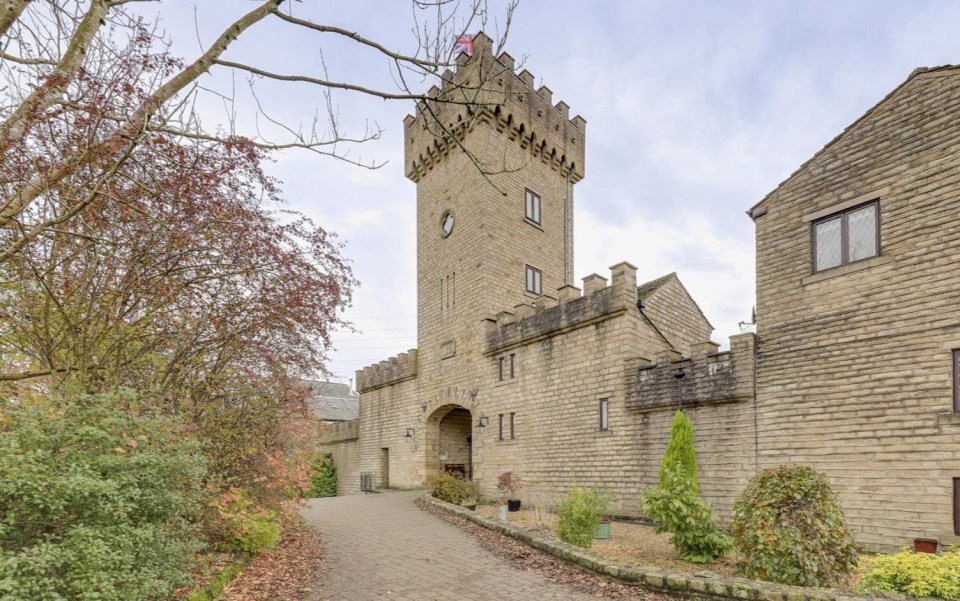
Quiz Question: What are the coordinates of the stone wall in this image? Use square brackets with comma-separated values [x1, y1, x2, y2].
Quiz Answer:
[318, 421, 361, 496]
[625, 333, 755, 412]
[751, 66, 960, 550]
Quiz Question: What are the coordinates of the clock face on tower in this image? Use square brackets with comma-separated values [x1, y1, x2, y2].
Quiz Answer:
[441, 211, 455, 237]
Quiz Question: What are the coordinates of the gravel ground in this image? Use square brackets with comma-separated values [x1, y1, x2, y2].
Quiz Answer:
[473, 504, 864, 591]
[474, 505, 736, 577]
[418, 498, 682, 600]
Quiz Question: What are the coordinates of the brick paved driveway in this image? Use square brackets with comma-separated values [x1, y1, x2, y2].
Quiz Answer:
[302, 490, 596, 600]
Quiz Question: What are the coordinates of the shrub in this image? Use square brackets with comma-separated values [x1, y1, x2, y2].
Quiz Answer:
[425, 472, 474, 505]
[732, 464, 859, 587]
[0, 390, 207, 601]
[305, 452, 337, 498]
[858, 548, 960, 600]
[660, 410, 698, 493]
[640, 465, 731, 563]
[208, 489, 281, 554]
[555, 487, 612, 549]
[496, 471, 524, 501]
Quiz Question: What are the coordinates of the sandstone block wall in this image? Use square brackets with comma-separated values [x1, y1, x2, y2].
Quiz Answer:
[318, 421, 361, 496]
[751, 66, 960, 550]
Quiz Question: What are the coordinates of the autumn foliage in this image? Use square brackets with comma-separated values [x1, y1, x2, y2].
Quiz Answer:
[0, 5, 354, 597]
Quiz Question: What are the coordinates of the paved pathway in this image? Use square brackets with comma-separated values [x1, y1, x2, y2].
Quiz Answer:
[302, 490, 596, 600]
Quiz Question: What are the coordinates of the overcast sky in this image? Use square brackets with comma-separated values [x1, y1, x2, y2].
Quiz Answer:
[146, 1, 960, 384]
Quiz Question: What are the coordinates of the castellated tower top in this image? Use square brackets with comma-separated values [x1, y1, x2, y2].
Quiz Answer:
[403, 32, 586, 183]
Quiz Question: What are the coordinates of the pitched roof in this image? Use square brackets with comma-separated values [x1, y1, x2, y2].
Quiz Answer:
[748, 64, 960, 214]
[637, 272, 677, 301]
[637, 272, 714, 330]
[302, 380, 359, 422]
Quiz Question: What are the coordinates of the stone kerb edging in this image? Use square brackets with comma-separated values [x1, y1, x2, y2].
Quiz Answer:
[422, 494, 928, 601]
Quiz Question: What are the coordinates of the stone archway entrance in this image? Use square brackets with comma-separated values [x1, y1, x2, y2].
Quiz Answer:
[425, 404, 474, 479]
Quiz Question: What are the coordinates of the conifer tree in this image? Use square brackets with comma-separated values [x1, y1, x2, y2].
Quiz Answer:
[659, 410, 699, 493]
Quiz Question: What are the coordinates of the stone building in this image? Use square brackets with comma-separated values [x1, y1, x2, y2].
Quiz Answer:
[321, 31, 756, 529]
[747, 65, 960, 550]
[320, 36, 960, 550]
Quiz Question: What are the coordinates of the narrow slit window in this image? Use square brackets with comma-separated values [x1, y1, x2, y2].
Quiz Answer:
[509, 412, 516, 439]
[953, 350, 960, 414]
[509, 353, 516, 378]
[498, 414, 504, 441]
[955, 477, 960, 536]
[599, 398, 609, 431]
[525, 265, 542, 295]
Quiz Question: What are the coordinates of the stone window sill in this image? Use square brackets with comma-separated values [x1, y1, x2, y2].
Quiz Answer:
[494, 378, 518, 388]
[524, 218, 544, 231]
[936, 411, 960, 430]
[801, 255, 892, 286]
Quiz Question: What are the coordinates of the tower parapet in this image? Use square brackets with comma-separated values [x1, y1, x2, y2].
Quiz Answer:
[404, 32, 586, 183]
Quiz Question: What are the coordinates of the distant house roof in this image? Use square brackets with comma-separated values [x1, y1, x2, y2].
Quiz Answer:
[303, 380, 359, 422]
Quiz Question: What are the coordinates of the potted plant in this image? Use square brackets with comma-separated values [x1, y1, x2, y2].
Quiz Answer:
[498, 471, 524, 512]
[460, 498, 478, 511]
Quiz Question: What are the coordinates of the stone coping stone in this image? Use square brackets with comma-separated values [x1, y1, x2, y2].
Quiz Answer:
[422, 495, 932, 601]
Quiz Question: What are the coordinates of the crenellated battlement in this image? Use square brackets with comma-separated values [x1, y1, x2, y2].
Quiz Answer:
[319, 419, 359, 444]
[623, 332, 756, 412]
[356, 349, 418, 393]
[482, 262, 637, 355]
[403, 31, 586, 183]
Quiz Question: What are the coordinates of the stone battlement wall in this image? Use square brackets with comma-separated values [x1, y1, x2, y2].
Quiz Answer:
[356, 349, 418, 393]
[318, 419, 359, 444]
[624, 333, 756, 412]
[404, 31, 586, 183]
[482, 262, 638, 355]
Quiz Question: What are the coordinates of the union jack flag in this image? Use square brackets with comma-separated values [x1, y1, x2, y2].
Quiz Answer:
[454, 34, 474, 56]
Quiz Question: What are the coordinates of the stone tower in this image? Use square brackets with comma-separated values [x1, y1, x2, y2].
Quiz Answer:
[403, 32, 587, 392]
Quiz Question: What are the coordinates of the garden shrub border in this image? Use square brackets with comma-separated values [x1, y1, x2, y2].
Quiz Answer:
[422, 494, 936, 601]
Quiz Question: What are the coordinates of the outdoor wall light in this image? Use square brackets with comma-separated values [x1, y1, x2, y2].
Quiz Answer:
[404, 428, 415, 438]
[673, 368, 686, 379]
[475, 415, 489, 434]
[421, 402, 428, 412]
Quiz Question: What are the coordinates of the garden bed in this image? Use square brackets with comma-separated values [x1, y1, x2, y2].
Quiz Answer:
[475, 504, 867, 591]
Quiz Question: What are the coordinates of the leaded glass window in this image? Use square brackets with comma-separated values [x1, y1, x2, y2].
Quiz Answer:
[812, 201, 879, 273]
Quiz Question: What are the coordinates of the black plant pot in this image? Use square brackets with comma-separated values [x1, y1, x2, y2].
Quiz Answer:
[507, 499, 521, 512]
[465, 504, 477, 511]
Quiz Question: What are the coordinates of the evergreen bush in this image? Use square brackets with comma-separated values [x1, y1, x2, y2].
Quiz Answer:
[0, 390, 207, 601]
[732, 464, 859, 587]
[660, 410, 698, 493]
[305, 452, 337, 498]
[555, 487, 611, 549]
[858, 548, 960, 599]
[640, 465, 731, 563]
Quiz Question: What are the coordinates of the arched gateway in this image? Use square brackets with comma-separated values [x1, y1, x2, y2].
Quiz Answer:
[425, 404, 474, 480]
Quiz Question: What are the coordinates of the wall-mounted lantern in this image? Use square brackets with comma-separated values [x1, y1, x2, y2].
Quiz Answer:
[674, 368, 686, 410]
[421, 402, 428, 413]
[475, 415, 488, 434]
[404, 428, 415, 438]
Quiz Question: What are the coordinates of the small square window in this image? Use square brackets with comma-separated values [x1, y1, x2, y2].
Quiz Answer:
[525, 189, 541, 225]
[525, 265, 542, 295]
[599, 398, 609, 431]
[812, 200, 879, 273]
